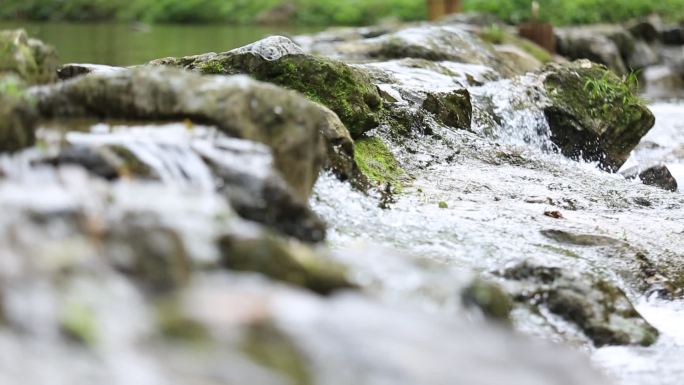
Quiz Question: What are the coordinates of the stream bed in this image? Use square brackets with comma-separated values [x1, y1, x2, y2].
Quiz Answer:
[1, 18, 684, 385]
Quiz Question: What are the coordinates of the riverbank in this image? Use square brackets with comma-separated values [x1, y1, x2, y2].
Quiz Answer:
[3, 0, 684, 26]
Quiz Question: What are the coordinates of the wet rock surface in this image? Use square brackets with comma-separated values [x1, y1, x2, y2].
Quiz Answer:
[556, 25, 633, 74]
[30, 67, 327, 201]
[542, 60, 655, 171]
[57, 63, 126, 80]
[501, 262, 659, 347]
[622, 164, 679, 192]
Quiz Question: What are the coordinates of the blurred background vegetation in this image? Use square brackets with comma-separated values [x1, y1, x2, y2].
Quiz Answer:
[2, 0, 684, 25]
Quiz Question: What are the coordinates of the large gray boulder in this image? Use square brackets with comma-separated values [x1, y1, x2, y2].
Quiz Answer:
[343, 25, 516, 76]
[30, 67, 328, 201]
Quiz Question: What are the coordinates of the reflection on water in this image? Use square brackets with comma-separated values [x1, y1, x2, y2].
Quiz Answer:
[0, 21, 321, 66]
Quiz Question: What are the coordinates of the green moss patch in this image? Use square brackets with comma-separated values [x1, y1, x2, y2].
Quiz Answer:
[165, 48, 383, 138]
[354, 137, 404, 189]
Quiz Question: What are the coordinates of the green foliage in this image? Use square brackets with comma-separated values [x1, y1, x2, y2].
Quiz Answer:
[2, 0, 684, 26]
[463, 0, 684, 25]
[583, 71, 643, 119]
[479, 25, 506, 44]
[0, 0, 425, 25]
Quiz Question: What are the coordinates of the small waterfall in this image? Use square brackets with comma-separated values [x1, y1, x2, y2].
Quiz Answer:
[471, 74, 556, 152]
[65, 123, 218, 190]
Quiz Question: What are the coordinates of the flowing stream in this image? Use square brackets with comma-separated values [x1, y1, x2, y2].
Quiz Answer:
[312, 97, 684, 384]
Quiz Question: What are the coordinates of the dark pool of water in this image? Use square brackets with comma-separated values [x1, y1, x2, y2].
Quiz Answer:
[0, 21, 321, 66]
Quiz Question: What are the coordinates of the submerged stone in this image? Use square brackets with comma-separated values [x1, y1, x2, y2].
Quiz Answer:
[30, 67, 327, 201]
[622, 163, 679, 192]
[0, 29, 58, 84]
[358, 59, 480, 136]
[502, 262, 659, 347]
[542, 60, 655, 171]
[150, 36, 383, 138]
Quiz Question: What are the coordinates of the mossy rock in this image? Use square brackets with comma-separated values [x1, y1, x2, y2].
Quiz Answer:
[151, 36, 383, 138]
[0, 29, 58, 85]
[502, 262, 659, 347]
[542, 60, 654, 171]
[353, 137, 405, 190]
[219, 232, 355, 295]
[422, 89, 472, 130]
[0, 74, 37, 153]
[461, 278, 513, 324]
